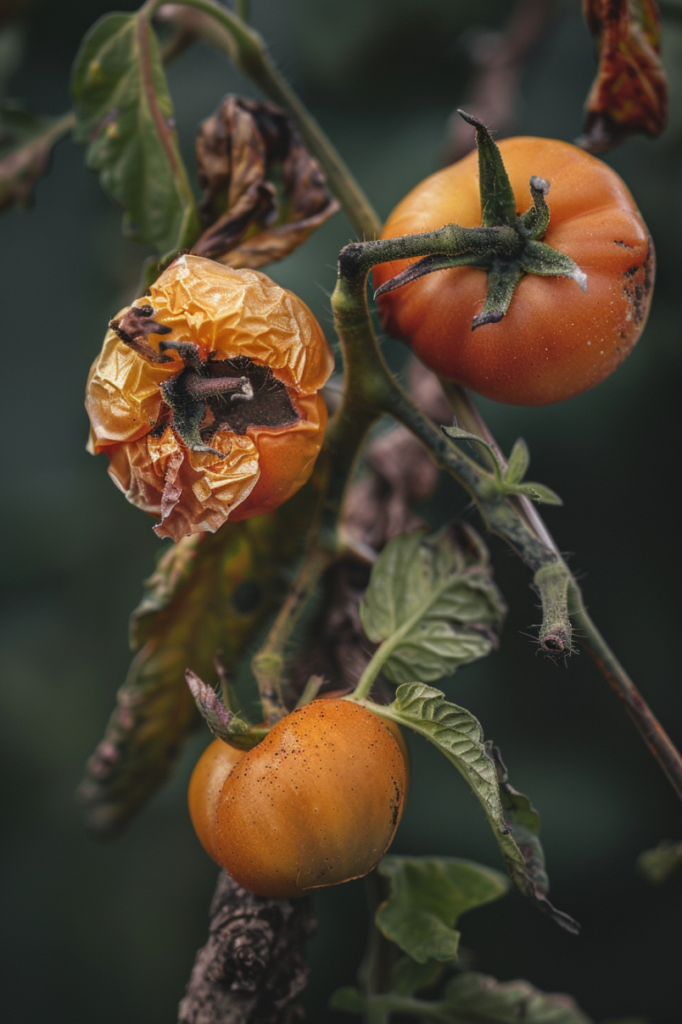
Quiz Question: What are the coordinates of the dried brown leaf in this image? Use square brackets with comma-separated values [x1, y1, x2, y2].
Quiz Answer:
[192, 96, 339, 269]
[579, 0, 667, 152]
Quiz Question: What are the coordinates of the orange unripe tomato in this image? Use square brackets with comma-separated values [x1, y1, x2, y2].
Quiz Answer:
[374, 138, 654, 406]
[188, 700, 408, 897]
[188, 738, 246, 865]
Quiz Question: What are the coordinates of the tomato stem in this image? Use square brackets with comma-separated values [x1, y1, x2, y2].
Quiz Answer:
[251, 544, 333, 723]
[333, 234, 682, 807]
[443, 381, 682, 804]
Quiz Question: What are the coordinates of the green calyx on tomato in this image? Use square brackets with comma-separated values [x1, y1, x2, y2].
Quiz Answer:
[374, 110, 586, 330]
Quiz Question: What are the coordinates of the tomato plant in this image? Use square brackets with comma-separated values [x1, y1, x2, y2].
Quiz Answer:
[373, 134, 654, 406]
[86, 254, 333, 540]
[6, 0, 682, 1022]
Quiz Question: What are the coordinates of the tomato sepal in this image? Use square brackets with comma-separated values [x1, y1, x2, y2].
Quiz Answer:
[185, 668, 268, 751]
[373, 111, 590, 335]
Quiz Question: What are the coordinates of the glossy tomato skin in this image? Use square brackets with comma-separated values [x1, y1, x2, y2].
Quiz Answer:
[193, 700, 408, 898]
[374, 138, 654, 406]
[188, 738, 246, 865]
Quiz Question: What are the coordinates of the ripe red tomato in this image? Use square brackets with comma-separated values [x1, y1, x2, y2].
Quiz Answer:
[373, 138, 654, 406]
[188, 700, 408, 897]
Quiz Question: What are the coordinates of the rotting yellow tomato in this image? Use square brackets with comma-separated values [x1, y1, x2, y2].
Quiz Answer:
[86, 255, 334, 540]
[188, 700, 408, 898]
[374, 138, 654, 406]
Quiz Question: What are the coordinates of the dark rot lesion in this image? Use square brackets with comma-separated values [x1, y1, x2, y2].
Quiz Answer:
[109, 304, 174, 364]
[112, 305, 299, 457]
[622, 236, 654, 328]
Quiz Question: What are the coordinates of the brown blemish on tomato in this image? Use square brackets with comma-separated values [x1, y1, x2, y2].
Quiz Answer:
[622, 237, 654, 327]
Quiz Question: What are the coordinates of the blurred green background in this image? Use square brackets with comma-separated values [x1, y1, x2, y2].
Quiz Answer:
[2, 0, 682, 1020]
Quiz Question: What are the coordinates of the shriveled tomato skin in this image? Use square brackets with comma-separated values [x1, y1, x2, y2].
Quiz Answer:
[374, 138, 654, 406]
[86, 255, 334, 540]
[212, 700, 408, 898]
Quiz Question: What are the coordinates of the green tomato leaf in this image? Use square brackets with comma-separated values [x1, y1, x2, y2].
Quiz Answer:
[505, 438, 530, 485]
[77, 483, 318, 836]
[0, 102, 73, 212]
[390, 956, 443, 996]
[359, 524, 506, 686]
[364, 685, 579, 934]
[329, 987, 366, 1013]
[637, 838, 682, 884]
[329, 972, 591, 1022]
[514, 482, 563, 506]
[375, 856, 508, 963]
[440, 972, 592, 1023]
[71, 11, 198, 256]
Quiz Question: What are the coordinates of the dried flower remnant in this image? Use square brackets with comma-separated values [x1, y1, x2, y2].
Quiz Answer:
[86, 255, 333, 541]
[580, 0, 667, 152]
[192, 95, 340, 268]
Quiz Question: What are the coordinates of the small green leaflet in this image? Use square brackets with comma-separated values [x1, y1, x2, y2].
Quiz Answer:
[376, 856, 508, 963]
[637, 838, 682, 884]
[72, 12, 199, 257]
[443, 426, 562, 505]
[359, 524, 506, 685]
[331, 971, 592, 1023]
[439, 973, 592, 1024]
[363, 684, 579, 934]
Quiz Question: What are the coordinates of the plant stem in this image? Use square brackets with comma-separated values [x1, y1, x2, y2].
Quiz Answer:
[333, 234, 682, 806]
[568, 582, 682, 802]
[144, 0, 380, 238]
[439, 380, 559, 554]
[251, 543, 332, 723]
[358, 871, 394, 1024]
[445, 383, 682, 803]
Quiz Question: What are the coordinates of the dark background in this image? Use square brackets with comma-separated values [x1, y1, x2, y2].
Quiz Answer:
[2, 0, 682, 1020]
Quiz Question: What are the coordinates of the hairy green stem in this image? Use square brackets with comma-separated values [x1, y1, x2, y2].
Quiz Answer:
[143, 0, 380, 238]
[251, 544, 332, 723]
[333, 240, 562, 578]
[568, 582, 682, 803]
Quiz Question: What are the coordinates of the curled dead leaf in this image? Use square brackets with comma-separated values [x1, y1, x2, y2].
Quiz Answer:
[191, 95, 339, 269]
[579, 0, 667, 152]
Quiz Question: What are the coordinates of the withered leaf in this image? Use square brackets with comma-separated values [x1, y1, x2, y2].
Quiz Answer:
[579, 0, 667, 152]
[0, 103, 73, 213]
[192, 95, 339, 269]
[78, 480, 319, 836]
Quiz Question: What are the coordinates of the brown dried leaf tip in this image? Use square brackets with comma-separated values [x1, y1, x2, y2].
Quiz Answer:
[192, 95, 340, 269]
[579, 0, 667, 153]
